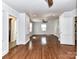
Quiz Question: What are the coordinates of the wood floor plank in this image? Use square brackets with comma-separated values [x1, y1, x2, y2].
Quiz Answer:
[3, 35, 76, 59]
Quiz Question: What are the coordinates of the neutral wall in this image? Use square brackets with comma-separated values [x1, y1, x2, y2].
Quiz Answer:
[16, 13, 30, 45]
[2, 10, 9, 56]
[2, 3, 30, 56]
[47, 17, 59, 36]
[59, 9, 77, 45]
[32, 17, 59, 37]
[2, 2, 20, 56]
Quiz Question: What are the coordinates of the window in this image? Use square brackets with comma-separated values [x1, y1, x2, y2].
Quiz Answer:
[30, 22, 32, 32]
[41, 23, 46, 31]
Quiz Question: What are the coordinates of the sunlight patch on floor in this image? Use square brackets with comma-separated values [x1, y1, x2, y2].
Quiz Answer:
[41, 37, 47, 45]
[29, 41, 32, 50]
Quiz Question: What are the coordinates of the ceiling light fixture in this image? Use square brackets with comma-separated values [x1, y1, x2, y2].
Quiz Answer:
[45, 0, 53, 8]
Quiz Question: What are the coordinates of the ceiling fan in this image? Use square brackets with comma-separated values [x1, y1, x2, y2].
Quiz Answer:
[42, 19, 48, 23]
[45, 0, 53, 8]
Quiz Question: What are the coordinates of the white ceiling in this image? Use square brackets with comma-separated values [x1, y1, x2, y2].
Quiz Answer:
[3, 0, 77, 18]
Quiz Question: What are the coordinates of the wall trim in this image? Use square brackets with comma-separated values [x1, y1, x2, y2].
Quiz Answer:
[2, 50, 8, 57]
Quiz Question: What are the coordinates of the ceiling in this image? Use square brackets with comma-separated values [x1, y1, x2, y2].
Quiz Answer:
[3, 0, 77, 18]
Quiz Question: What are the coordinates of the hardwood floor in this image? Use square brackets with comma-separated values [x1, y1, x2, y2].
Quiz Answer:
[3, 35, 76, 59]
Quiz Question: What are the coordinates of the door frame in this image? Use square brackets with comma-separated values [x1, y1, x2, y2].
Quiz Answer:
[8, 15, 16, 49]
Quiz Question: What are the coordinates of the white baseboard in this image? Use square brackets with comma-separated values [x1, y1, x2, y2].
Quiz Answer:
[16, 39, 30, 45]
[2, 50, 8, 57]
[24, 39, 30, 44]
[60, 41, 75, 45]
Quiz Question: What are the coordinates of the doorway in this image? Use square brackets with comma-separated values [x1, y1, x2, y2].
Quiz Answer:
[9, 15, 16, 49]
[74, 17, 77, 46]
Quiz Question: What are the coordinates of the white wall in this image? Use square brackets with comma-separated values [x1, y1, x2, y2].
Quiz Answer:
[59, 9, 77, 45]
[2, 2, 20, 56]
[2, 10, 9, 57]
[47, 17, 59, 36]
[16, 13, 30, 45]
[32, 17, 59, 37]
[2, 3, 30, 56]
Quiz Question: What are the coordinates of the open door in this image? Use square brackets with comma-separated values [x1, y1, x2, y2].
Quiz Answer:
[9, 16, 16, 49]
